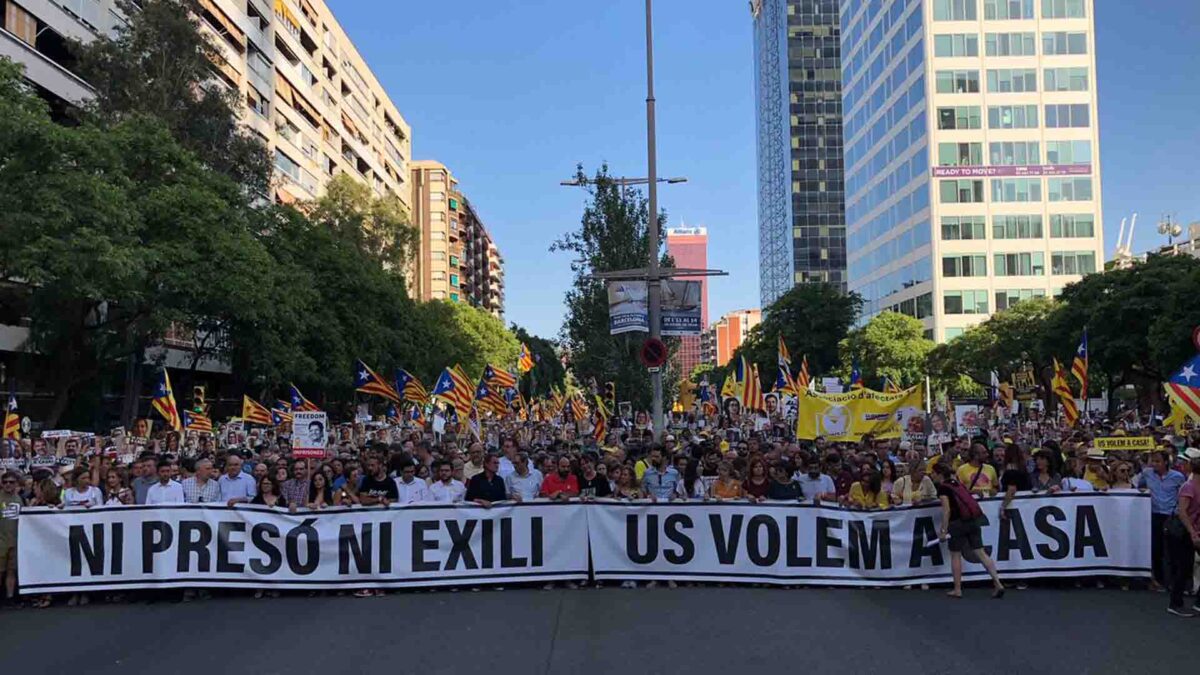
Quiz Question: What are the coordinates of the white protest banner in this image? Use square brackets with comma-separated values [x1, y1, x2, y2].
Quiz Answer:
[291, 411, 328, 460]
[18, 502, 589, 594]
[586, 493, 1149, 586]
[40, 430, 73, 439]
[607, 280, 649, 335]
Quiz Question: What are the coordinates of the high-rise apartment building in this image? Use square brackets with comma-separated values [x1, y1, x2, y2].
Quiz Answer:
[841, 0, 1104, 341]
[752, 0, 847, 308]
[665, 227, 709, 378]
[410, 160, 504, 317]
[705, 309, 762, 368]
[1, 0, 412, 208]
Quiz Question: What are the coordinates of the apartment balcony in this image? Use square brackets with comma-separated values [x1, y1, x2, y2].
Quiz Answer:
[0, 26, 93, 104]
[29, 0, 101, 40]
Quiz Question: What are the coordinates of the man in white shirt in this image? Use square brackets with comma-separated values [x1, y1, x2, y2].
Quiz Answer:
[498, 437, 519, 478]
[429, 461, 466, 504]
[218, 454, 256, 507]
[393, 463, 431, 504]
[146, 461, 185, 505]
[505, 451, 542, 502]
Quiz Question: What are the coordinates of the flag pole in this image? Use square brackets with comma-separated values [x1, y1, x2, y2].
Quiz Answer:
[925, 376, 931, 414]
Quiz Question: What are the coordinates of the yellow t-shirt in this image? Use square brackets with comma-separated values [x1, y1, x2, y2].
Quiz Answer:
[1084, 466, 1110, 490]
[848, 482, 890, 509]
[634, 459, 648, 481]
[956, 463, 998, 495]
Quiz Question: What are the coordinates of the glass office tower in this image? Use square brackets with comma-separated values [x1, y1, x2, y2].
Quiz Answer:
[841, 0, 1104, 341]
[753, 0, 847, 308]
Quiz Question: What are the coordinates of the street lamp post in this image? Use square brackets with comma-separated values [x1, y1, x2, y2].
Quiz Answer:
[643, 0, 665, 441]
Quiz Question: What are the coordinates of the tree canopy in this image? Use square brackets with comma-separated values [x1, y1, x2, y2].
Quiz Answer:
[839, 311, 933, 390]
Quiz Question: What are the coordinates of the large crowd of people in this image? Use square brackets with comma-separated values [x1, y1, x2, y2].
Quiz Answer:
[1, 411, 1199, 615]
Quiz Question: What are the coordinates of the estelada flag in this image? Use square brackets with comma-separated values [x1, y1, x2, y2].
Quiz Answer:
[354, 359, 401, 403]
[518, 343, 535, 374]
[242, 395, 274, 426]
[151, 369, 182, 432]
[4, 393, 20, 440]
[289, 384, 321, 412]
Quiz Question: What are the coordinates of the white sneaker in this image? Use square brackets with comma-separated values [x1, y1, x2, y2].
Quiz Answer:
[1167, 607, 1196, 618]
[620, 581, 636, 589]
[666, 580, 678, 589]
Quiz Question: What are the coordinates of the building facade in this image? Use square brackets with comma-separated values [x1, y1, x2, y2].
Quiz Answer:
[706, 309, 762, 368]
[410, 160, 504, 317]
[665, 226, 709, 379]
[752, 0, 847, 308]
[1, 0, 412, 208]
[841, 0, 1104, 341]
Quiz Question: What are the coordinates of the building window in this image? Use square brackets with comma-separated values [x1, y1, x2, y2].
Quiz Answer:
[942, 255, 988, 278]
[4, 3, 37, 45]
[1045, 140, 1092, 165]
[449, 274, 459, 287]
[937, 106, 982, 130]
[1043, 31, 1087, 55]
[934, 34, 979, 57]
[944, 290, 990, 315]
[993, 215, 1044, 239]
[985, 32, 1037, 56]
[994, 252, 1045, 276]
[939, 180, 985, 204]
[989, 141, 1041, 166]
[938, 142, 984, 166]
[995, 288, 1046, 311]
[1045, 104, 1090, 128]
[936, 70, 981, 93]
[1051, 251, 1097, 275]
[984, 0, 1035, 19]
[449, 293, 460, 302]
[1045, 67, 1090, 92]
[1042, 0, 1086, 19]
[934, 0, 978, 21]
[942, 216, 987, 240]
[449, 255, 460, 267]
[1050, 214, 1095, 238]
[430, 191, 446, 201]
[991, 178, 1043, 203]
[916, 293, 934, 319]
[945, 328, 965, 341]
[988, 105, 1039, 129]
[1047, 177, 1093, 201]
[987, 69, 1038, 93]
[432, 252, 446, 261]
[430, 231, 445, 241]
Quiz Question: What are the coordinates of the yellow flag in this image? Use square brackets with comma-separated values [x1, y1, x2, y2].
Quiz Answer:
[795, 386, 925, 442]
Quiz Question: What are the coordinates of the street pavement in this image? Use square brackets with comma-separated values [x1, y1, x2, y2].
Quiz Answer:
[0, 586, 1193, 674]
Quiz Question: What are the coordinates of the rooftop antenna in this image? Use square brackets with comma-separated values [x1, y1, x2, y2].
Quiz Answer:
[1114, 217, 1127, 259]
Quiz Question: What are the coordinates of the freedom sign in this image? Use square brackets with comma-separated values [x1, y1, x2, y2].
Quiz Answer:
[18, 503, 588, 593]
[587, 493, 1149, 586]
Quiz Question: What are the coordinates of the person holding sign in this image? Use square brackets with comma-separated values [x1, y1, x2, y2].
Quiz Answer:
[931, 463, 1005, 600]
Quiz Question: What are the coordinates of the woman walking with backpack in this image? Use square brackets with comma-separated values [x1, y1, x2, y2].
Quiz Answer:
[931, 463, 1006, 599]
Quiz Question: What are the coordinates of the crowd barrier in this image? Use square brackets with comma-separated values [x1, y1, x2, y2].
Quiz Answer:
[17, 493, 1150, 593]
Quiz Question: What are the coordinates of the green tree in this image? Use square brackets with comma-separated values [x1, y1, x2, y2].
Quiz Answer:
[71, 0, 272, 195]
[552, 165, 670, 410]
[511, 325, 566, 398]
[838, 312, 934, 389]
[304, 174, 417, 272]
[689, 363, 716, 385]
[0, 59, 279, 425]
[727, 283, 863, 387]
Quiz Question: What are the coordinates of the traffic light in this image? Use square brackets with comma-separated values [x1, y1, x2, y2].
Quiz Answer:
[604, 382, 616, 413]
[192, 385, 207, 414]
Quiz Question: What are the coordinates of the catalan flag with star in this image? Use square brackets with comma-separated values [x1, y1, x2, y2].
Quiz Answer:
[475, 377, 508, 415]
[354, 359, 401, 403]
[242, 395, 274, 426]
[1072, 329, 1089, 400]
[151, 368, 182, 431]
[484, 364, 517, 390]
[3, 392, 20, 441]
[1165, 352, 1200, 426]
[182, 410, 213, 434]
[289, 384, 320, 412]
[394, 369, 429, 405]
[432, 365, 474, 413]
[797, 355, 812, 391]
[517, 343, 535, 374]
[271, 400, 293, 426]
[1052, 358, 1079, 427]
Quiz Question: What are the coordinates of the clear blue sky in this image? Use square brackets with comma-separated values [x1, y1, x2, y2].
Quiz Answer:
[328, 0, 1200, 340]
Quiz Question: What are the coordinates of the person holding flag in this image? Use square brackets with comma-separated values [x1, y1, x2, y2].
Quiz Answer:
[151, 369, 181, 432]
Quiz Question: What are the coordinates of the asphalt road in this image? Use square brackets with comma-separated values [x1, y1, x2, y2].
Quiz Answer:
[0, 586, 1193, 674]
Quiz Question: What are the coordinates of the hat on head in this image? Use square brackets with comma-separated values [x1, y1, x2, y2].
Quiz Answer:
[1182, 448, 1200, 461]
[898, 441, 913, 451]
[1085, 447, 1106, 460]
[665, 435, 676, 442]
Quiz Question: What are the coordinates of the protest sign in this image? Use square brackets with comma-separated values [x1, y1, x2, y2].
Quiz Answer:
[291, 412, 328, 460]
[607, 281, 649, 335]
[18, 502, 589, 593]
[1094, 437, 1155, 452]
[587, 494, 1149, 586]
[795, 387, 925, 442]
[955, 404, 982, 436]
